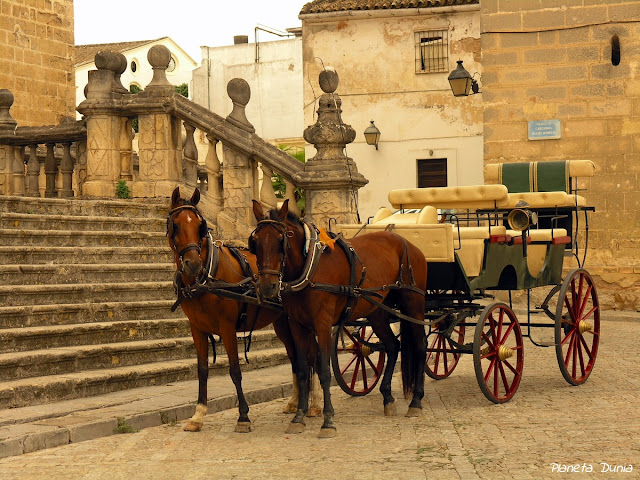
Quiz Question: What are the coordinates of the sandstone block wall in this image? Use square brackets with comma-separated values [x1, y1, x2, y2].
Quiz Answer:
[481, 2, 640, 310]
[0, 0, 75, 126]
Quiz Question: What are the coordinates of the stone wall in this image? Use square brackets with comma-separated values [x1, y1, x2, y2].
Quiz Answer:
[481, 2, 640, 310]
[0, 0, 75, 126]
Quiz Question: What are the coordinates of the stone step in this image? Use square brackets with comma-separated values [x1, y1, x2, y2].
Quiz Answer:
[0, 246, 173, 265]
[0, 347, 290, 409]
[0, 228, 167, 247]
[0, 300, 183, 328]
[0, 318, 191, 354]
[0, 195, 168, 218]
[0, 212, 165, 232]
[0, 263, 175, 285]
[0, 329, 282, 381]
[1, 281, 175, 306]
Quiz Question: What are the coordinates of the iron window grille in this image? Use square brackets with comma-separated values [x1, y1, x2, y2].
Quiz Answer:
[415, 30, 449, 74]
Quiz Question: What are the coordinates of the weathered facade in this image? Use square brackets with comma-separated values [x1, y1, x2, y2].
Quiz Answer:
[300, 0, 482, 220]
[481, 2, 640, 310]
[0, 0, 75, 126]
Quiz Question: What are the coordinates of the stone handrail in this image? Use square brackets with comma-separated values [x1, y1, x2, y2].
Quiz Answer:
[0, 90, 86, 198]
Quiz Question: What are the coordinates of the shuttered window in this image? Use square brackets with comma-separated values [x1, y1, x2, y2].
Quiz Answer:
[417, 159, 447, 188]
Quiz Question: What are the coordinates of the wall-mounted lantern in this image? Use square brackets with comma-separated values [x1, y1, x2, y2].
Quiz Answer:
[364, 120, 381, 150]
[448, 60, 480, 97]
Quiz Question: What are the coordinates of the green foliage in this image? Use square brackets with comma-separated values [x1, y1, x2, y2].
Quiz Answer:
[114, 417, 138, 434]
[116, 180, 131, 199]
[129, 85, 142, 133]
[273, 145, 306, 213]
[174, 83, 189, 98]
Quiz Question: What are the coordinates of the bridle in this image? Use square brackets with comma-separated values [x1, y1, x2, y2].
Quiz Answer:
[167, 204, 208, 273]
[250, 219, 292, 279]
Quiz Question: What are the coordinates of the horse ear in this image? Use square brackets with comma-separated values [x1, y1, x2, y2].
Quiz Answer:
[171, 187, 180, 208]
[278, 199, 289, 221]
[190, 188, 201, 206]
[252, 199, 266, 221]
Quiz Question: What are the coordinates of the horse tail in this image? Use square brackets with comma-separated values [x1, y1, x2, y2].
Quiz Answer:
[400, 318, 417, 399]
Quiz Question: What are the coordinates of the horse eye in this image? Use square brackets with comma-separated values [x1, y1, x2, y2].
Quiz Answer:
[172, 223, 179, 233]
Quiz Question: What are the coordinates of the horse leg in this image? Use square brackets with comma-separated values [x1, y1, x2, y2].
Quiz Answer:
[272, 317, 301, 414]
[368, 309, 401, 416]
[219, 325, 252, 433]
[286, 321, 312, 434]
[184, 330, 209, 432]
[405, 321, 427, 417]
[308, 372, 322, 417]
[316, 320, 337, 438]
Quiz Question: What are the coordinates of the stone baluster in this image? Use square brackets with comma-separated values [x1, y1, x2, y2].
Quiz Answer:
[259, 163, 278, 210]
[60, 142, 74, 197]
[75, 139, 88, 195]
[183, 122, 198, 188]
[119, 118, 133, 180]
[26, 144, 40, 197]
[283, 178, 301, 216]
[44, 143, 57, 197]
[205, 134, 222, 207]
[0, 89, 17, 195]
[297, 68, 368, 227]
[12, 146, 25, 196]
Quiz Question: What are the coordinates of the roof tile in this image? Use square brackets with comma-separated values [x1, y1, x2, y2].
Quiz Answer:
[300, 0, 479, 15]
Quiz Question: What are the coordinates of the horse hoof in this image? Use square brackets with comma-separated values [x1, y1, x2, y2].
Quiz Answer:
[405, 407, 422, 418]
[306, 407, 322, 418]
[286, 422, 305, 435]
[183, 421, 202, 432]
[318, 427, 337, 439]
[283, 403, 297, 414]
[384, 403, 397, 417]
[234, 421, 252, 433]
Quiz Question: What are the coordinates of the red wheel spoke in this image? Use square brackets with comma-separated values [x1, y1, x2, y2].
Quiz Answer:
[349, 357, 362, 390]
[488, 314, 498, 344]
[360, 357, 369, 388]
[481, 331, 496, 351]
[493, 361, 499, 396]
[502, 358, 519, 375]
[572, 334, 578, 378]
[578, 284, 593, 320]
[564, 332, 576, 367]
[560, 327, 576, 346]
[577, 337, 586, 378]
[484, 357, 497, 383]
[563, 296, 577, 325]
[578, 333, 593, 361]
[498, 362, 511, 395]
[581, 305, 598, 323]
[365, 354, 381, 374]
[500, 321, 516, 344]
[496, 309, 504, 344]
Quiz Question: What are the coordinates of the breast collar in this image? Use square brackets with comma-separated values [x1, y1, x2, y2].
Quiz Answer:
[280, 220, 327, 293]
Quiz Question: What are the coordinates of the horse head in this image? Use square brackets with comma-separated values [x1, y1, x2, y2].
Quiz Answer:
[251, 199, 305, 300]
[168, 187, 208, 281]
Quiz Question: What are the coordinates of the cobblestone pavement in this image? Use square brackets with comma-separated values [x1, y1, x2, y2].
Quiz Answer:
[1, 316, 638, 480]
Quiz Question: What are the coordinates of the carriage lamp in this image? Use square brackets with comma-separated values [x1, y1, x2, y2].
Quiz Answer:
[364, 121, 381, 150]
[448, 60, 480, 97]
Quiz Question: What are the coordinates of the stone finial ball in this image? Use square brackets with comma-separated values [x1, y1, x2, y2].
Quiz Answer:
[116, 53, 127, 75]
[319, 67, 339, 94]
[147, 45, 171, 69]
[227, 78, 251, 105]
[0, 89, 15, 107]
[95, 50, 121, 71]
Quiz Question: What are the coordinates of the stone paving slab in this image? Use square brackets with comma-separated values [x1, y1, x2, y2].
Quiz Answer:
[0, 313, 638, 479]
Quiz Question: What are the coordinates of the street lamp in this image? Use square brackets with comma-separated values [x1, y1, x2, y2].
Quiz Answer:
[448, 60, 480, 97]
[364, 120, 381, 150]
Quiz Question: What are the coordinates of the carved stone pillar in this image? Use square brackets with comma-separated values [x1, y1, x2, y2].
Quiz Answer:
[26, 144, 40, 197]
[0, 90, 17, 195]
[12, 146, 26, 196]
[60, 142, 74, 197]
[183, 122, 198, 188]
[119, 118, 133, 180]
[132, 45, 181, 197]
[204, 134, 222, 208]
[296, 68, 368, 228]
[44, 143, 57, 197]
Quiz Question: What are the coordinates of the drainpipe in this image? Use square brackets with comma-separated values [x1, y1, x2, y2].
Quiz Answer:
[206, 47, 211, 111]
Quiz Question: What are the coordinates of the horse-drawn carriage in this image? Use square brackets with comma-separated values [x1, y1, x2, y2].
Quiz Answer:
[167, 159, 599, 436]
[333, 159, 599, 403]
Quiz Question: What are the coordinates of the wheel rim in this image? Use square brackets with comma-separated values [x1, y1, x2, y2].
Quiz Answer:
[555, 269, 600, 385]
[473, 304, 524, 403]
[331, 325, 385, 396]
[426, 323, 465, 380]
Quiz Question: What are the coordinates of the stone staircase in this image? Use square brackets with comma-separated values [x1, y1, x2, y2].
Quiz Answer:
[0, 196, 288, 410]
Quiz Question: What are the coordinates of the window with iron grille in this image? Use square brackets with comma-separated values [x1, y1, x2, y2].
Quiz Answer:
[415, 30, 448, 74]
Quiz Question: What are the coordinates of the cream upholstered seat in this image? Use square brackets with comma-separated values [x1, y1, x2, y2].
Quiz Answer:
[388, 184, 509, 210]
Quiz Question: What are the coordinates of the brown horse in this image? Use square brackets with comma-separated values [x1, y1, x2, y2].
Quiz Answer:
[251, 199, 428, 438]
[168, 188, 319, 433]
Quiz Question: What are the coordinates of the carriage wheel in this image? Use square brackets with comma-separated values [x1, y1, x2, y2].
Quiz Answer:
[331, 325, 386, 397]
[425, 322, 466, 380]
[473, 303, 524, 404]
[555, 269, 600, 386]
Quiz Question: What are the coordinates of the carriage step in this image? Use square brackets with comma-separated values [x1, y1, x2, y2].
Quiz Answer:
[0, 263, 175, 285]
[0, 347, 291, 410]
[0, 300, 184, 328]
[0, 212, 165, 233]
[0, 246, 173, 265]
[0, 281, 175, 306]
[0, 195, 167, 218]
[0, 229, 167, 248]
[0, 329, 283, 379]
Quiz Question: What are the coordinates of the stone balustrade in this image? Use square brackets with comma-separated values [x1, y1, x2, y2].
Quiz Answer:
[2, 44, 367, 239]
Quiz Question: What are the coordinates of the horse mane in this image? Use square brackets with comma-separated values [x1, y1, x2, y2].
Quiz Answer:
[267, 208, 303, 227]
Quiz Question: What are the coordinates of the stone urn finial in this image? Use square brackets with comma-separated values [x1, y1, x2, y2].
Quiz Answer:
[0, 89, 17, 131]
[146, 45, 173, 90]
[113, 53, 128, 93]
[226, 78, 255, 133]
